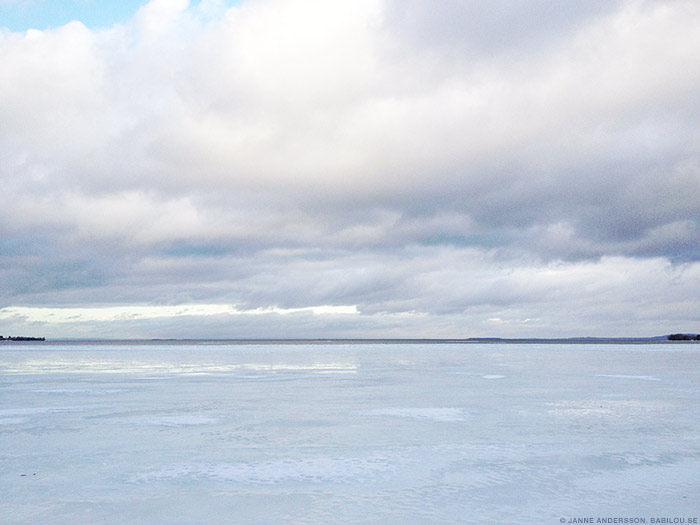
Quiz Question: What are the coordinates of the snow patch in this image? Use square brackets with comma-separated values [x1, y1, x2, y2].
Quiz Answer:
[546, 399, 664, 417]
[596, 374, 660, 381]
[146, 415, 221, 427]
[0, 417, 29, 425]
[132, 455, 398, 485]
[363, 407, 467, 422]
[0, 407, 81, 417]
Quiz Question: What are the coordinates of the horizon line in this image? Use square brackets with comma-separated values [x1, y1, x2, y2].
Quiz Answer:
[4, 335, 698, 344]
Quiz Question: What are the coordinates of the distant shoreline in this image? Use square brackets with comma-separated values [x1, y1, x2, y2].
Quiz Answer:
[4, 336, 698, 345]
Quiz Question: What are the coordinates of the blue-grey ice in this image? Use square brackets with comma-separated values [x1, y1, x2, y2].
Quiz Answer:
[1, 342, 699, 524]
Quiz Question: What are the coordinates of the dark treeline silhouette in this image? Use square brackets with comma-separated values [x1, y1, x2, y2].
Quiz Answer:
[667, 333, 700, 341]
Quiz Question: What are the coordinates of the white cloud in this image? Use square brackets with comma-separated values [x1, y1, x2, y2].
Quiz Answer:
[134, 0, 190, 41]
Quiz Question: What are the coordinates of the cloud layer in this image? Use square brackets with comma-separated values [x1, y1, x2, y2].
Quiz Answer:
[1, 0, 699, 337]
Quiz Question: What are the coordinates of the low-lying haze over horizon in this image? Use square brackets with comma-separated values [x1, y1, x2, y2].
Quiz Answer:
[1, 0, 699, 338]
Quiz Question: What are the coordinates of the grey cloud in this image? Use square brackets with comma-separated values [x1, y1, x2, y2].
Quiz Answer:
[3, 253, 699, 338]
[382, 0, 625, 59]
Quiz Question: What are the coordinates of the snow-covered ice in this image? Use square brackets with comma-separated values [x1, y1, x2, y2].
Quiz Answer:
[1, 342, 699, 524]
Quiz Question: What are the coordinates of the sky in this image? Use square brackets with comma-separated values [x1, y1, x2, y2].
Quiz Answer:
[0, 0, 152, 31]
[1, 0, 699, 339]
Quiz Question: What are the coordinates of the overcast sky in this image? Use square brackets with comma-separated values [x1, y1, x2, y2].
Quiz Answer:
[1, 0, 699, 339]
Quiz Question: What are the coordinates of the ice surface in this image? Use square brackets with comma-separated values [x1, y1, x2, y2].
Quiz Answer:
[1, 342, 699, 524]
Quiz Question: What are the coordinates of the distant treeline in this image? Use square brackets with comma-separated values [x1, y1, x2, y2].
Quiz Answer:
[0, 336, 46, 341]
[667, 333, 700, 341]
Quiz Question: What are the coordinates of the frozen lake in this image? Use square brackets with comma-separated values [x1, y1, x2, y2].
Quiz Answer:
[1, 342, 699, 524]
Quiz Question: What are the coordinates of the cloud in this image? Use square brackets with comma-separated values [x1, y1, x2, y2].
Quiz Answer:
[0, 303, 357, 323]
[1, 0, 699, 337]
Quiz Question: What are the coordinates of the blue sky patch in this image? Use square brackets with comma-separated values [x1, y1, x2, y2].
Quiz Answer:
[0, 0, 233, 31]
[0, 0, 149, 31]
